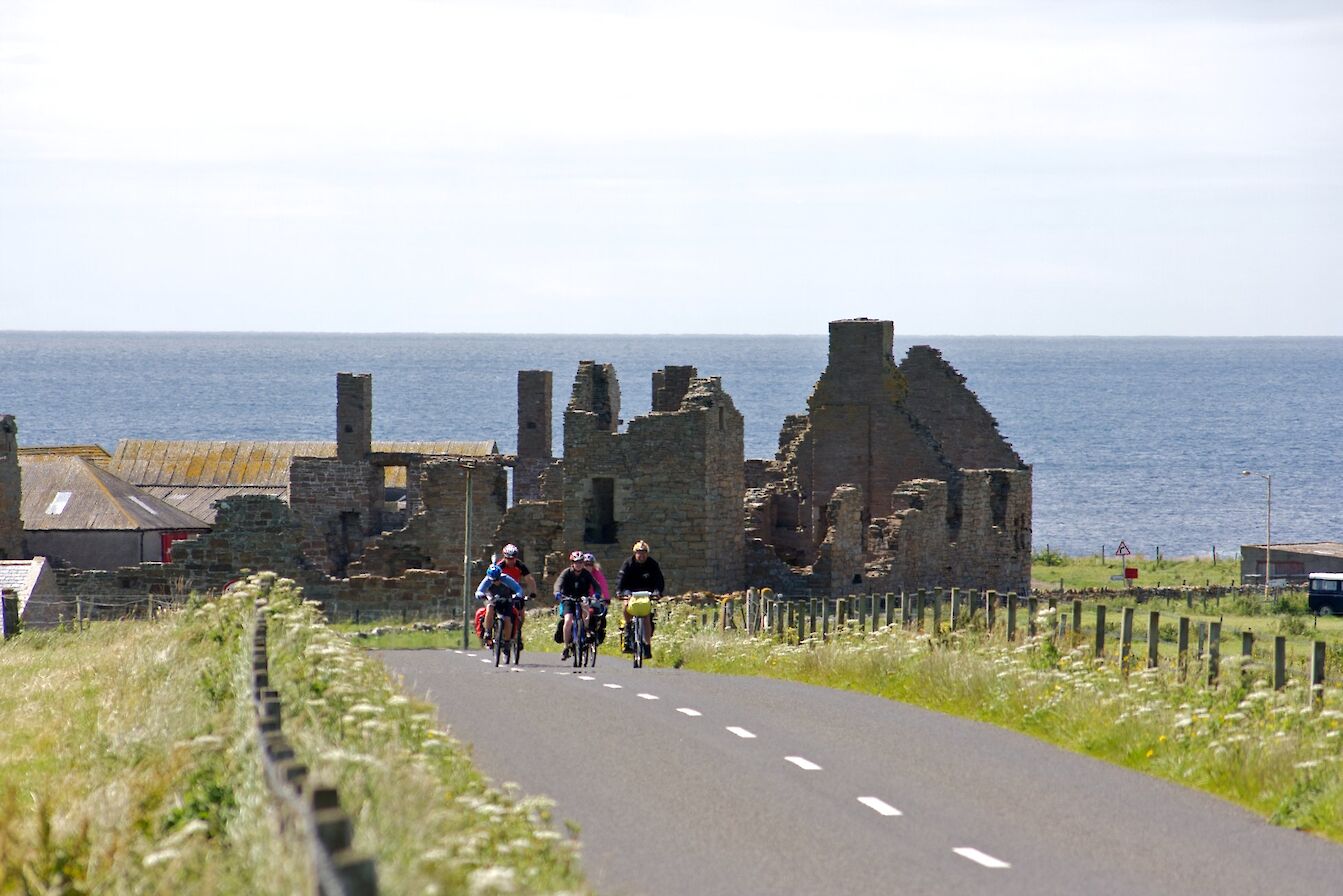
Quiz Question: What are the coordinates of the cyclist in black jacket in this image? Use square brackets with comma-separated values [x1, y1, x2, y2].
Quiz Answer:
[555, 550, 603, 660]
[616, 540, 664, 658]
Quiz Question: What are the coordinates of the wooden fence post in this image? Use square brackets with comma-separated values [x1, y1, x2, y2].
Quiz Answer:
[1241, 631, 1254, 686]
[1120, 606, 1134, 674]
[1028, 596, 1038, 638]
[1072, 599, 1082, 642]
[950, 588, 961, 630]
[1147, 610, 1160, 669]
[1006, 593, 1018, 642]
[1094, 605, 1106, 660]
[1311, 641, 1327, 710]
[916, 589, 927, 632]
[1178, 617, 1190, 680]
[858, 594, 867, 632]
[933, 589, 943, 633]
[986, 591, 997, 635]
[885, 592, 895, 628]
[1207, 621, 1221, 686]
[1274, 636, 1287, 691]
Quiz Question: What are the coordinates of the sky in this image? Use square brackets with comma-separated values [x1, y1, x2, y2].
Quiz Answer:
[2, 0, 1341, 335]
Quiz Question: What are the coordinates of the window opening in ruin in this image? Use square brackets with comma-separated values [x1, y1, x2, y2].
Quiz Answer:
[989, 472, 1010, 529]
[585, 477, 617, 544]
[382, 466, 408, 531]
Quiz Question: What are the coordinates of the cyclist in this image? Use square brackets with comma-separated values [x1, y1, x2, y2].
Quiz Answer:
[498, 543, 538, 598]
[475, 564, 525, 649]
[582, 552, 610, 644]
[497, 543, 537, 647]
[616, 540, 665, 659]
[555, 550, 603, 660]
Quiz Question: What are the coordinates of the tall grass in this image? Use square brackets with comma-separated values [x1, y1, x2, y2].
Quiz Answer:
[651, 604, 1343, 841]
[0, 592, 308, 894]
[252, 574, 591, 896]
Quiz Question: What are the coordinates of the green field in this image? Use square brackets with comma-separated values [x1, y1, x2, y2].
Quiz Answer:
[1031, 549, 1248, 590]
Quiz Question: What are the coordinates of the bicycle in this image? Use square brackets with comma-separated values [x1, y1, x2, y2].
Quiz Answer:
[583, 596, 605, 668]
[625, 591, 655, 669]
[491, 594, 525, 667]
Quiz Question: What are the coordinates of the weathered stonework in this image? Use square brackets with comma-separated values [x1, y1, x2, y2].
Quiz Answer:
[749, 318, 1032, 594]
[515, 370, 553, 502]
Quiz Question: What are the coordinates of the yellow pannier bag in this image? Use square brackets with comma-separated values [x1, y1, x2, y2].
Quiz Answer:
[626, 594, 654, 617]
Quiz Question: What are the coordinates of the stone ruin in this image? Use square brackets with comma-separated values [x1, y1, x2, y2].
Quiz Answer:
[0, 318, 1031, 619]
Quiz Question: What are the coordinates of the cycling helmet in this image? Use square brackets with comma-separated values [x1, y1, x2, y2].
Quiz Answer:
[632, 540, 650, 553]
[485, 564, 503, 580]
[502, 543, 520, 558]
[582, 552, 596, 564]
[569, 550, 584, 562]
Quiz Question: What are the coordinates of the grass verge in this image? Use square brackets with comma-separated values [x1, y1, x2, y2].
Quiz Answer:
[252, 574, 591, 895]
[0, 590, 308, 894]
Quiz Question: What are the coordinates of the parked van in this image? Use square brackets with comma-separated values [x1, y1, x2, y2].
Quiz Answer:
[1307, 573, 1343, 615]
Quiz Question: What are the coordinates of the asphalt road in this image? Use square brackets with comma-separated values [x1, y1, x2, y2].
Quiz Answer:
[379, 648, 1343, 896]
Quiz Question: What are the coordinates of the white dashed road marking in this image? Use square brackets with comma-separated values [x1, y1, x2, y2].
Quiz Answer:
[676, 708, 702, 717]
[953, 848, 1010, 869]
[726, 727, 756, 739]
[453, 650, 464, 655]
[785, 756, 821, 771]
[579, 675, 596, 681]
[637, 693, 659, 700]
[466, 653, 478, 657]
[480, 658, 491, 664]
[603, 683, 623, 689]
[857, 797, 902, 816]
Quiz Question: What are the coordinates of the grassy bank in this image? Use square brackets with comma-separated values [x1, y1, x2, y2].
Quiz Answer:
[0, 578, 592, 895]
[645, 604, 1343, 842]
[254, 575, 590, 895]
[0, 591, 308, 894]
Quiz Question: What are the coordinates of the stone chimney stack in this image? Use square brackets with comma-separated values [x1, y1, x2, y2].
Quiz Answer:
[515, 370, 553, 501]
[336, 373, 373, 462]
[0, 415, 22, 558]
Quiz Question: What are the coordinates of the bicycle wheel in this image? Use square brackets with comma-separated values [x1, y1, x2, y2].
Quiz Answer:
[572, 616, 584, 668]
[632, 617, 643, 669]
[493, 615, 504, 667]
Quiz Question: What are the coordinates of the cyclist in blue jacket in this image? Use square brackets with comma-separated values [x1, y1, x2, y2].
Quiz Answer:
[476, 564, 525, 648]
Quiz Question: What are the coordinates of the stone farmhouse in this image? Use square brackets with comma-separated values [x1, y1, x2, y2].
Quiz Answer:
[0, 319, 1032, 622]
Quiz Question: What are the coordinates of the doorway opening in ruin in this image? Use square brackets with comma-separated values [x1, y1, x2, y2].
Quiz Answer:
[585, 477, 617, 544]
[382, 465, 408, 531]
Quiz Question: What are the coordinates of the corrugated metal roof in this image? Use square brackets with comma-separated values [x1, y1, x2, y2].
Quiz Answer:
[137, 485, 288, 524]
[1244, 542, 1343, 559]
[18, 445, 111, 462]
[19, 456, 211, 532]
[109, 439, 498, 488]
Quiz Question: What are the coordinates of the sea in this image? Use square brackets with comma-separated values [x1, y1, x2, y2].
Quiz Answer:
[2, 332, 1340, 559]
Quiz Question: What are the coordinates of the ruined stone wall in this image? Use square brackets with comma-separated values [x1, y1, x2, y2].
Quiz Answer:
[566, 361, 620, 436]
[290, 456, 383, 575]
[786, 320, 955, 530]
[884, 479, 955, 589]
[947, 468, 1032, 591]
[651, 365, 697, 412]
[810, 485, 866, 594]
[561, 370, 745, 593]
[515, 370, 553, 501]
[349, 457, 507, 599]
[0, 416, 22, 558]
[898, 346, 1022, 470]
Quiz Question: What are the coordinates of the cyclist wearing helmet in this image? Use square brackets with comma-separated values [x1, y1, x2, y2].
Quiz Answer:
[497, 543, 538, 599]
[617, 540, 665, 659]
[555, 550, 603, 660]
[581, 552, 610, 644]
[475, 564, 525, 648]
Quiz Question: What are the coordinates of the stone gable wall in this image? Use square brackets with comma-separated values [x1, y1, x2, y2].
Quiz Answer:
[898, 346, 1022, 470]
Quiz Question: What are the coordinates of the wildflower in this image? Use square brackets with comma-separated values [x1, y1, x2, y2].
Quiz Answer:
[467, 866, 517, 894]
[1145, 749, 1154, 759]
